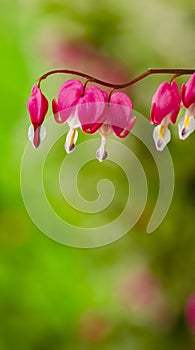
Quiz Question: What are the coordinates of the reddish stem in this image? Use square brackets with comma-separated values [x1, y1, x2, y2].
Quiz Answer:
[37, 68, 195, 90]
[82, 78, 93, 96]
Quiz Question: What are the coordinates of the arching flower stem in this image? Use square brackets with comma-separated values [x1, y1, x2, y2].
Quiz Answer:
[37, 68, 195, 91]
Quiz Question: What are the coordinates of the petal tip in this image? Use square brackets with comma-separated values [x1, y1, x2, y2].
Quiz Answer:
[96, 149, 108, 162]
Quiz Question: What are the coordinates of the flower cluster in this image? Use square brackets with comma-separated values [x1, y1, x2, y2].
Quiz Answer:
[27, 70, 195, 159]
[150, 73, 195, 151]
[28, 80, 136, 161]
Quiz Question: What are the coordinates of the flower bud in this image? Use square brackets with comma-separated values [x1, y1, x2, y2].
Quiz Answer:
[27, 85, 48, 148]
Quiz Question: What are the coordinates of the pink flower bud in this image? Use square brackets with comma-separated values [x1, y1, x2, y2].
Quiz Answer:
[150, 81, 180, 125]
[28, 85, 48, 126]
[27, 85, 48, 148]
[181, 73, 195, 108]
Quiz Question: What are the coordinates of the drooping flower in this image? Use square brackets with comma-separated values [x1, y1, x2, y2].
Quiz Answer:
[95, 92, 136, 162]
[52, 80, 107, 153]
[178, 73, 195, 140]
[27, 85, 48, 148]
[150, 81, 180, 151]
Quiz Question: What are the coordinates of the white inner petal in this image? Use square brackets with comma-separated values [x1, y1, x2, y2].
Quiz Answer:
[39, 125, 47, 143]
[96, 136, 108, 162]
[153, 124, 171, 151]
[65, 128, 78, 153]
[178, 113, 195, 140]
[28, 124, 46, 148]
[28, 124, 34, 145]
[67, 107, 81, 129]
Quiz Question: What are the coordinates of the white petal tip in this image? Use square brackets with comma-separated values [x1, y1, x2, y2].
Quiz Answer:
[65, 143, 76, 154]
[156, 140, 166, 151]
[96, 149, 108, 162]
[178, 128, 188, 140]
[65, 128, 78, 154]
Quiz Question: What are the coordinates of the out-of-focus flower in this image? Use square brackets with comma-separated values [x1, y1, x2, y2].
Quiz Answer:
[78, 310, 111, 343]
[96, 92, 136, 162]
[27, 85, 48, 148]
[117, 267, 174, 330]
[185, 294, 195, 333]
[38, 35, 130, 85]
[150, 81, 180, 151]
[178, 73, 195, 140]
[52, 79, 107, 153]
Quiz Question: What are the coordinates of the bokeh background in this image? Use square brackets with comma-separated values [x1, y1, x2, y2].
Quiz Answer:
[0, 0, 195, 349]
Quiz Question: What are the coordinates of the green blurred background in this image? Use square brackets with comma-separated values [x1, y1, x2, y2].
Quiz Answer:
[0, 0, 195, 349]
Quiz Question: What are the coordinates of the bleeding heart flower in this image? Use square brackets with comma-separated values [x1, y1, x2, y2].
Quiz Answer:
[27, 85, 48, 148]
[96, 92, 136, 162]
[78, 85, 107, 134]
[178, 73, 195, 140]
[52, 80, 107, 153]
[150, 81, 180, 151]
